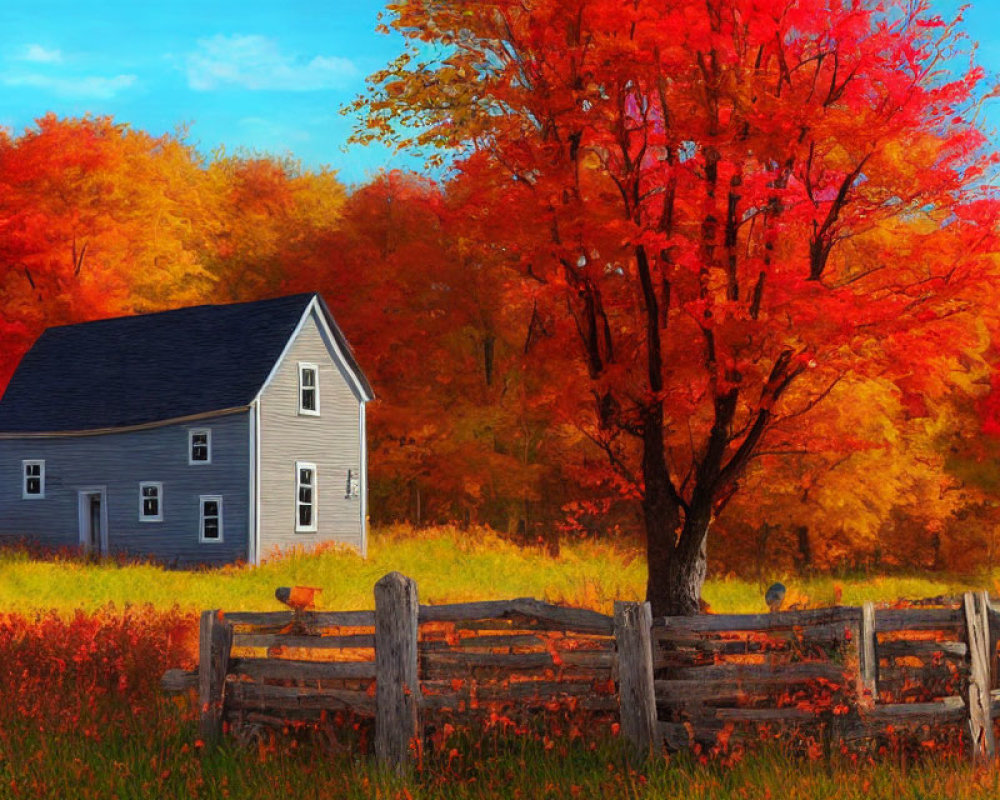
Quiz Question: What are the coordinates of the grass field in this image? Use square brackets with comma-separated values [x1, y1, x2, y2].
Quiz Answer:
[6, 711, 1000, 799]
[0, 524, 996, 798]
[0, 523, 989, 615]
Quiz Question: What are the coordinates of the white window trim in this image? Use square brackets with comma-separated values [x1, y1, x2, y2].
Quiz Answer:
[22, 459, 45, 500]
[199, 495, 224, 543]
[295, 461, 318, 532]
[188, 428, 212, 465]
[298, 362, 320, 416]
[139, 481, 163, 522]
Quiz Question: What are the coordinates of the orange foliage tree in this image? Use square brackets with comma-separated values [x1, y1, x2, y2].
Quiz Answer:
[283, 171, 571, 532]
[206, 153, 346, 302]
[0, 115, 218, 386]
[356, 0, 1000, 613]
[0, 116, 348, 391]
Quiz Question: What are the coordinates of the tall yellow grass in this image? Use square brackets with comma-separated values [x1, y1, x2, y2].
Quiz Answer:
[0, 524, 989, 616]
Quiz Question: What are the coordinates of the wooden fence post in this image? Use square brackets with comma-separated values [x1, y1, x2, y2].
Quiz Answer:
[963, 590, 995, 762]
[375, 572, 421, 772]
[614, 601, 658, 760]
[859, 601, 878, 702]
[198, 609, 234, 747]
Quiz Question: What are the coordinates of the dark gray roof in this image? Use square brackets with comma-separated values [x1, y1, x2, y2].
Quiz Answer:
[0, 293, 373, 433]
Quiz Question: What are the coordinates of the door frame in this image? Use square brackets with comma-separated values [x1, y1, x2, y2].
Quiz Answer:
[77, 487, 109, 556]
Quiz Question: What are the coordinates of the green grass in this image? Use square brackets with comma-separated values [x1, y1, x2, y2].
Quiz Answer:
[0, 524, 991, 616]
[1, 525, 997, 799]
[3, 714, 999, 800]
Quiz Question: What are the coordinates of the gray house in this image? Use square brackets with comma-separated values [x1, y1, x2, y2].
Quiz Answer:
[0, 293, 373, 565]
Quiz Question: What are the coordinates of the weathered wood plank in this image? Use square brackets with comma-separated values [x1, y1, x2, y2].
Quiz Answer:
[224, 610, 376, 628]
[226, 707, 370, 726]
[162, 668, 198, 693]
[421, 665, 609, 682]
[418, 634, 548, 651]
[421, 678, 610, 698]
[821, 699, 970, 742]
[198, 610, 234, 748]
[865, 697, 967, 725]
[964, 591, 995, 762]
[989, 610, 1000, 691]
[655, 606, 962, 634]
[664, 700, 971, 749]
[420, 650, 614, 670]
[233, 633, 376, 650]
[419, 690, 618, 712]
[876, 641, 967, 658]
[653, 607, 859, 633]
[227, 682, 376, 714]
[422, 651, 551, 670]
[654, 680, 848, 708]
[713, 707, 818, 722]
[874, 608, 964, 632]
[229, 658, 376, 681]
[653, 638, 844, 668]
[876, 663, 967, 685]
[663, 661, 846, 683]
[654, 622, 850, 646]
[615, 601, 658, 761]
[198, 610, 214, 737]
[419, 599, 614, 635]
[655, 689, 743, 709]
[375, 572, 421, 774]
[860, 602, 877, 701]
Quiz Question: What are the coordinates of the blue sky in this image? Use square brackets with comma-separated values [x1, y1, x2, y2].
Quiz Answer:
[0, 0, 996, 187]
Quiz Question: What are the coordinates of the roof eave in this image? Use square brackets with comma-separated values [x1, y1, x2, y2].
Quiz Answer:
[0, 405, 251, 438]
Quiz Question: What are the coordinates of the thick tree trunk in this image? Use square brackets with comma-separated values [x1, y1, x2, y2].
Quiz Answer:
[643, 480, 711, 617]
[668, 504, 712, 616]
[664, 537, 707, 617]
[644, 517, 676, 619]
[640, 399, 685, 617]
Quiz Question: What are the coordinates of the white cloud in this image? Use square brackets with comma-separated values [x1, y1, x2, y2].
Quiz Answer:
[2, 73, 137, 99]
[239, 115, 312, 144]
[186, 34, 356, 92]
[21, 44, 62, 64]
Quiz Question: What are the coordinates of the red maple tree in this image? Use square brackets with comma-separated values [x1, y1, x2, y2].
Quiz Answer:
[356, 0, 1000, 614]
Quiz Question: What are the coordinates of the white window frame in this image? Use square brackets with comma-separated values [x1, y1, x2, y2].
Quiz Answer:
[199, 495, 223, 543]
[295, 461, 318, 532]
[139, 481, 163, 522]
[298, 362, 320, 416]
[188, 428, 212, 465]
[345, 468, 359, 499]
[22, 460, 45, 499]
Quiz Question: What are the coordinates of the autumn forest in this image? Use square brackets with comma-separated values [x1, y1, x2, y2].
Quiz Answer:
[3, 0, 1000, 617]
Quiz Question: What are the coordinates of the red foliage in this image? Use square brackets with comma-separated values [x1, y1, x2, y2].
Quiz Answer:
[359, 0, 1000, 612]
[0, 607, 197, 738]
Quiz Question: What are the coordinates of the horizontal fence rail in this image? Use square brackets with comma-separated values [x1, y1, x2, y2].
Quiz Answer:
[163, 579, 1000, 769]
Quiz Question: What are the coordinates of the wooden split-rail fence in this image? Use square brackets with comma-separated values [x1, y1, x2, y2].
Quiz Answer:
[162, 574, 1000, 770]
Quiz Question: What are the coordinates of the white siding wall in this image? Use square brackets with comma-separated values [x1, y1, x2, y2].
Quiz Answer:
[258, 311, 364, 557]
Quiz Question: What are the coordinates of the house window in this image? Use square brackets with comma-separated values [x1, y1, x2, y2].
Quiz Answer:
[298, 363, 320, 415]
[295, 462, 317, 532]
[346, 469, 359, 499]
[22, 460, 45, 499]
[139, 482, 163, 522]
[200, 496, 223, 543]
[189, 429, 211, 464]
